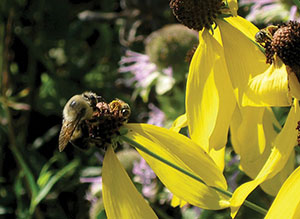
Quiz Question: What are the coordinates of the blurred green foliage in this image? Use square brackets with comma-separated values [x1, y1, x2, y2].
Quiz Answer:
[0, 0, 193, 218]
[0, 0, 288, 218]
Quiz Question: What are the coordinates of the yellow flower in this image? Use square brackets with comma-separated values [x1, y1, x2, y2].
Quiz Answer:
[230, 21, 300, 217]
[170, 0, 291, 213]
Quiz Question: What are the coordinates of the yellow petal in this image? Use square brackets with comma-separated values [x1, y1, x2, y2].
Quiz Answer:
[230, 107, 267, 163]
[265, 166, 300, 219]
[231, 107, 294, 196]
[125, 123, 230, 209]
[218, 19, 269, 105]
[170, 114, 187, 132]
[227, 0, 238, 16]
[259, 153, 294, 196]
[171, 114, 225, 171]
[208, 146, 225, 172]
[225, 16, 259, 41]
[230, 99, 300, 218]
[171, 195, 187, 208]
[186, 29, 236, 151]
[242, 57, 291, 106]
[102, 145, 158, 219]
[288, 68, 300, 99]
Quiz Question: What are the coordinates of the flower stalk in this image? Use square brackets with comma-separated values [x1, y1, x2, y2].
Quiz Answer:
[121, 135, 268, 215]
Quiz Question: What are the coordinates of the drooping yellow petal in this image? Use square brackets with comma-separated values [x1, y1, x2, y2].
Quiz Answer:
[186, 29, 236, 152]
[102, 145, 158, 219]
[265, 166, 300, 219]
[242, 57, 291, 106]
[226, 0, 238, 16]
[231, 106, 294, 196]
[259, 153, 294, 196]
[230, 107, 267, 163]
[171, 114, 225, 171]
[230, 99, 300, 218]
[218, 19, 269, 106]
[125, 123, 230, 209]
[170, 114, 187, 132]
[225, 16, 259, 41]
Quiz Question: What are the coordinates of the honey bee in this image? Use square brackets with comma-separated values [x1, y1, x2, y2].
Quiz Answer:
[255, 25, 278, 46]
[58, 92, 102, 152]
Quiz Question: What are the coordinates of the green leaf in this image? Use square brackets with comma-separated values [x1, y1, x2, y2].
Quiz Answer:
[29, 159, 80, 214]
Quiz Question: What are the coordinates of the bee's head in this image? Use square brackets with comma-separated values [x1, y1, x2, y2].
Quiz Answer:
[63, 94, 93, 122]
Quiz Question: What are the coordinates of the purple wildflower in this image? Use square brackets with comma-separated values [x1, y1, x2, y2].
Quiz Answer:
[119, 50, 158, 88]
[132, 158, 157, 199]
[118, 50, 174, 101]
[147, 103, 166, 127]
[240, 0, 300, 23]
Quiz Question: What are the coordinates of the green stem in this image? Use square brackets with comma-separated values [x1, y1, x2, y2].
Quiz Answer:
[121, 135, 267, 216]
[293, 0, 300, 9]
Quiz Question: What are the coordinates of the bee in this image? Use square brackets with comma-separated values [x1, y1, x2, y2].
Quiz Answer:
[108, 99, 131, 121]
[58, 92, 102, 152]
[255, 25, 278, 46]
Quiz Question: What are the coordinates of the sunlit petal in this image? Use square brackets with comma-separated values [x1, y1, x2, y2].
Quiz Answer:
[230, 107, 266, 163]
[231, 107, 294, 196]
[102, 145, 158, 219]
[265, 166, 300, 219]
[218, 19, 269, 105]
[171, 195, 187, 208]
[230, 99, 300, 218]
[125, 123, 230, 209]
[225, 16, 259, 41]
[186, 29, 236, 151]
[242, 58, 291, 106]
[170, 114, 225, 171]
[170, 114, 187, 132]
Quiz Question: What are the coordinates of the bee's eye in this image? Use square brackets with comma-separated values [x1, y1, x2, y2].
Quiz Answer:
[121, 108, 130, 118]
[70, 100, 77, 107]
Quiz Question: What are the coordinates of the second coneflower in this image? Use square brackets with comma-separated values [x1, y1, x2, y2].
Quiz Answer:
[170, 0, 291, 198]
[230, 21, 300, 218]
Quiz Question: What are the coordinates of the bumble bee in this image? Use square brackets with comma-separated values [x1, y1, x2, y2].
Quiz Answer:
[255, 25, 278, 46]
[58, 92, 102, 152]
[59, 92, 131, 152]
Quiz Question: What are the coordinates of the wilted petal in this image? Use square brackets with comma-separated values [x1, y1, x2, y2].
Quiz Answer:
[102, 145, 158, 219]
[125, 123, 230, 209]
[242, 58, 291, 106]
[265, 166, 300, 219]
[230, 99, 300, 218]
[186, 29, 236, 151]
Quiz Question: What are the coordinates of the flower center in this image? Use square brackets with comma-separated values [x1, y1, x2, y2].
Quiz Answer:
[257, 21, 300, 69]
[272, 21, 300, 68]
[169, 0, 224, 31]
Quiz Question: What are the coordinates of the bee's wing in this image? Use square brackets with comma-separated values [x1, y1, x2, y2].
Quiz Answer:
[59, 120, 78, 152]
